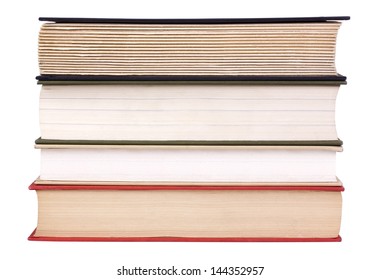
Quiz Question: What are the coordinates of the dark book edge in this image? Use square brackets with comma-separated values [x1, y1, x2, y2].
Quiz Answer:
[36, 75, 347, 83]
[29, 182, 345, 192]
[35, 138, 343, 147]
[37, 80, 347, 86]
[28, 229, 342, 242]
[39, 16, 350, 24]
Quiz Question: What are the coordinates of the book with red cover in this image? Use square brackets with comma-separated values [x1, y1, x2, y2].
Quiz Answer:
[29, 182, 343, 242]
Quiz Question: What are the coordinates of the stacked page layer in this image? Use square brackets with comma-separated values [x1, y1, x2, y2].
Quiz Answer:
[38, 82, 344, 142]
[38, 17, 348, 77]
[29, 183, 343, 241]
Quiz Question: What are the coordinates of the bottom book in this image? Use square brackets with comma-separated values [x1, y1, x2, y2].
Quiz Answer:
[29, 183, 343, 242]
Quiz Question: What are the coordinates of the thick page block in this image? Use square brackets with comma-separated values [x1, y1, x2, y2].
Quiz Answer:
[29, 185, 343, 242]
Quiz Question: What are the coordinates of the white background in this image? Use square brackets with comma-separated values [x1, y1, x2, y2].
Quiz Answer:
[1, 0, 379, 279]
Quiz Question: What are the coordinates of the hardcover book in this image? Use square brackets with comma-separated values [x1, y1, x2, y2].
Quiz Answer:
[38, 16, 349, 77]
[29, 183, 343, 242]
[38, 81, 345, 142]
[36, 143, 341, 183]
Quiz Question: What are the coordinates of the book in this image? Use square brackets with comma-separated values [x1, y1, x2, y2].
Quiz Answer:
[36, 143, 341, 183]
[38, 80, 345, 142]
[29, 183, 343, 241]
[38, 16, 349, 77]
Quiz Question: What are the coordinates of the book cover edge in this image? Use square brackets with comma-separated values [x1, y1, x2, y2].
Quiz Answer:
[33, 177, 343, 187]
[39, 16, 350, 24]
[28, 229, 342, 242]
[34, 138, 344, 147]
[36, 75, 347, 83]
[28, 181, 345, 192]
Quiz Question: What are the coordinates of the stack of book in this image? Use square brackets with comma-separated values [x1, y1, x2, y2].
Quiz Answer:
[29, 16, 349, 242]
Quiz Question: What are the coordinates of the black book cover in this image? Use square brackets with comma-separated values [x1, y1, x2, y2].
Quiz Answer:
[35, 137, 343, 147]
[36, 75, 347, 83]
[39, 16, 350, 24]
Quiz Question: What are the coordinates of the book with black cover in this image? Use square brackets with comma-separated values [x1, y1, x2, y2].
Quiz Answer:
[38, 16, 349, 77]
[37, 81, 344, 143]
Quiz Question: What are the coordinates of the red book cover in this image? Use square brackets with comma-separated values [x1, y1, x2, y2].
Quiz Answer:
[28, 229, 342, 242]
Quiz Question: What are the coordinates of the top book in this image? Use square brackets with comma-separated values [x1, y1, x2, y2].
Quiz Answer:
[38, 16, 349, 78]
